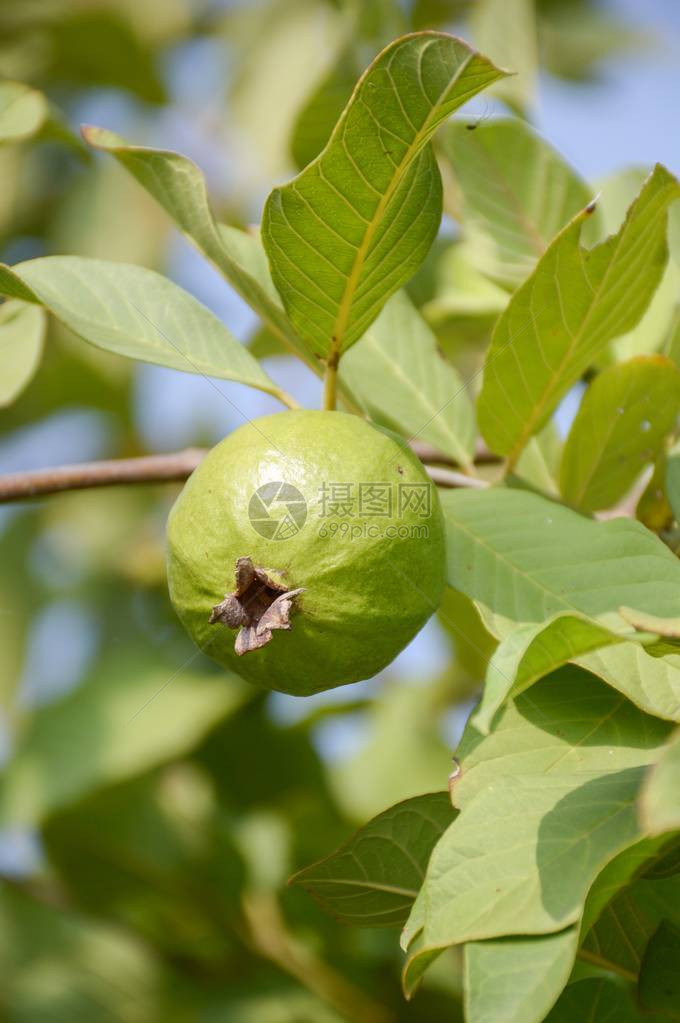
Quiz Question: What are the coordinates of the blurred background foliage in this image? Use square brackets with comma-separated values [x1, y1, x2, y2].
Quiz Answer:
[0, 1, 678, 1019]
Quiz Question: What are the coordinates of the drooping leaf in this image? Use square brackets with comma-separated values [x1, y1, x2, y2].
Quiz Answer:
[638, 919, 680, 1014]
[0, 257, 289, 400]
[82, 126, 309, 362]
[441, 487, 680, 720]
[339, 290, 476, 467]
[0, 652, 244, 826]
[0, 80, 47, 142]
[291, 792, 454, 927]
[544, 978, 647, 1023]
[636, 453, 674, 532]
[404, 668, 671, 953]
[0, 299, 45, 406]
[639, 731, 680, 835]
[472, 612, 630, 734]
[441, 118, 591, 288]
[560, 355, 680, 513]
[478, 164, 680, 464]
[262, 32, 507, 358]
[463, 928, 578, 1023]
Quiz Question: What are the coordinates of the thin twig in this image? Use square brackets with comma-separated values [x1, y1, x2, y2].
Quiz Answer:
[0, 449, 207, 502]
[0, 442, 490, 503]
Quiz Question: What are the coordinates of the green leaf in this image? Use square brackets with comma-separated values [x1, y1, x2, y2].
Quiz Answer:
[0, 299, 45, 406]
[441, 117, 591, 288]
[470, 0, 537, 115]
[639, 731, 680, 835]
[560, 355, 680, 513]
[82, 125, 309, 362]
[588, 167, 680, 362]
[544, 978, 647, 1022]
[0, 257, 287, 399]
[478, 164, 680, 464]
[441, 487, 680, 720]
[262, 32, 507, 358]
[339, 290, 476, 466]
[639, 920, 680, 1015]
[581, 868, 680, 981]
[405, 667, 671, 951]
[619, 607, 680, 639]
[0, 80, 47, 143]
[514, 421, 563, 497]
[464, 928, 578, 1023]
[291, 792, 454, 927]
[0, 652, 244, 826]
[472, 612, 629, 735]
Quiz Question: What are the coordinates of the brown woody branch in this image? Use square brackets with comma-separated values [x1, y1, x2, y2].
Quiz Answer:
[0, 440, 490, 503]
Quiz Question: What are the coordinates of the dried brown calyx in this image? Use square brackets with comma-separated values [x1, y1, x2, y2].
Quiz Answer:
[209, 556, 304, 655]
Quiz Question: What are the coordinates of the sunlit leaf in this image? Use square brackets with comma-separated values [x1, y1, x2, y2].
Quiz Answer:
[472, 612, 630, 735]
[478, 164, 680, 464]
[560, 355, 680, 512]
[404, 668, 671, 952]
[0, 257, 289, 400]
[441, 117, 591, 288]
[339, 290, 476, 466]
[0, 298, 45, 406]
[82, 126, 308, 361]
[262, 32, 506, 358]
[291, 792, 454, 927]
[442, 487, 680, 720]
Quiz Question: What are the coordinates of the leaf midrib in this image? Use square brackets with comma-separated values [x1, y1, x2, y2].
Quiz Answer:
[331, 45, 474, 349]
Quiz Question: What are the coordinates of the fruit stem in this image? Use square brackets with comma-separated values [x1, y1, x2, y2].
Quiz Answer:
[323, 344, 340, 411]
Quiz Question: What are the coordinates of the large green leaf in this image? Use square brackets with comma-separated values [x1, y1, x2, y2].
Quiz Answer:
[339, 290, 476, 467]
[478, 164, 680, 464]
[0, 80, 47, 142]
[441, 487, 680, 720]
[291, 792, 454, 927]
[639, 731, 680, 835]
[262, 32, 506, 359]
[464, 928, 578, 1023]
[441, 118, 591, 288]
[404, 667, 671, 952]
[472, 612, 631, 735]
[0, 652, 244, 826]
[82, 126, 308, 361]
[0, 299, 45, 406]
[560, 355, 680, 513]
[0, 257, 290, 400]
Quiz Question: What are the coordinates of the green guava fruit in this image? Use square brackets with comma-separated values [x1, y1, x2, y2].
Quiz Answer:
[166, 410, 446, 695]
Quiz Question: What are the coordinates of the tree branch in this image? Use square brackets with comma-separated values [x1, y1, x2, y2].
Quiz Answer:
[0, 441, 489, 503]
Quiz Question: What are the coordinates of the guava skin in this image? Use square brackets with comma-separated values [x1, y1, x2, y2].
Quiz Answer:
[166, 410, 446, 696]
